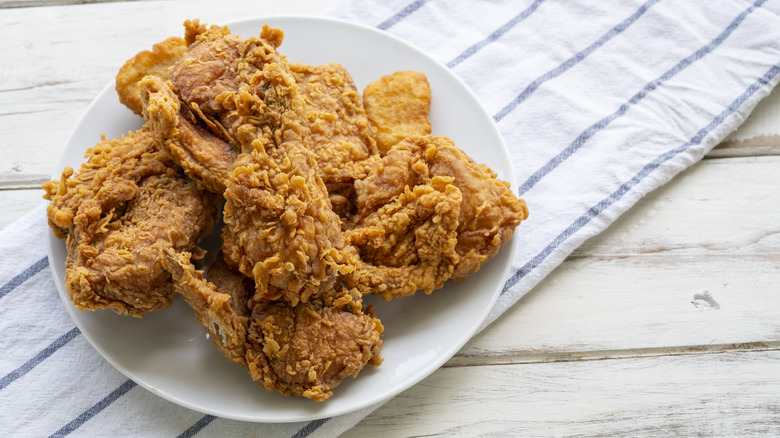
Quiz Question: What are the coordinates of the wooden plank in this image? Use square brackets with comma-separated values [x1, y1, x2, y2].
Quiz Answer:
[710, 135, 780, 158]
[0, 0, 141, 9]
[722, 79, 780, 143]
[344, 350, 780, 437]
[574, 155, 780, 256]
[458, 155, 780, 358]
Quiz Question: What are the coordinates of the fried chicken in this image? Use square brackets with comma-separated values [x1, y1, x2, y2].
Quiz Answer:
[115, 36, 187, 116]
[168, 20, 286, 151]
[45, 18, 529, 402]
[43, 125, 219, 317]
[290, 62, 379, 218]
[363, 71, 432, 154]
[220, 61, 357, 306]
[140, 75, 238, 193]
[247, 293, 383, 402]
[162, 249, 383, 401]
[345, 135, 528, 301]
[162, 250, 250, 365]
[164, 21, 358, 305]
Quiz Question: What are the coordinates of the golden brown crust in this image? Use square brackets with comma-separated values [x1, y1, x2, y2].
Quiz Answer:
[363, 71, 432, 154]
[115, 36, 187, 116]
[44, 125, 219, 317]
[345, 135, 528, 301]
[162, 249, 249, 365]
[247, 297, 383, 401]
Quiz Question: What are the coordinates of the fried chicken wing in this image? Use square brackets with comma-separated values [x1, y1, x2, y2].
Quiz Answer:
[363, 71, 432, 154]
[115, 36, 187, 116]
[345, 135, 527, 300]
[162, 249, 383, 401]
[43, 125, 219, 317]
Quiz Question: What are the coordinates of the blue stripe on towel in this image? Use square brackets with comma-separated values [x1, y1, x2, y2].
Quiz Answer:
[177, 415, 217, 438]
[49, 379, 138, 438]
[515, 0, 767, 196]
[0, 256, 49, 300]
[446, 0, 547, 69]
[377, 0, 431, 30]
[493, 0, 662, 123]
[501, 61, 780, 295]
[291, 417, 331, 438]
[0, 327, 80, 391]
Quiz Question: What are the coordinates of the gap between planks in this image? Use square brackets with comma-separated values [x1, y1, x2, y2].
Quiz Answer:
[447, 340, 780, 367]
[0, 0, 149, 9]
[0, 179, 48, 190]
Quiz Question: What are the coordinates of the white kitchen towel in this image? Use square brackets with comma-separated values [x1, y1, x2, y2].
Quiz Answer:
[3, 0, 780, 437]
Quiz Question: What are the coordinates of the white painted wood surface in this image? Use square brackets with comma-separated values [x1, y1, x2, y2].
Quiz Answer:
[3, 1, 779, 436]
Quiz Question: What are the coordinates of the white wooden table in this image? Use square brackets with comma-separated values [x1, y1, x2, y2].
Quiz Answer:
[3, 1, 779, 436]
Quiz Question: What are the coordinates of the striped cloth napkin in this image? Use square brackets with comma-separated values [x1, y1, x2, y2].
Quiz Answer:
[3, 0, 780, 436]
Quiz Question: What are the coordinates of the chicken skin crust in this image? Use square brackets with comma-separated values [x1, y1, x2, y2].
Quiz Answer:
[115, 36, 187, 116]
[345, 135, 528, 301]
[363, 70, 433, 154]
[43, 125, 219, 317]
[162, 249, 383, 401]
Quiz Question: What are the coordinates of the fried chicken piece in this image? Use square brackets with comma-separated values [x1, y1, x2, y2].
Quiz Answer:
[220, 62, 356, 305]
[290, 64, 378, 175]
[162, 250, 250, 365]
[247, 294, 383, 402]
[166, 21, 356, 305]
[162, 249, 383, 401]
[290, 62, 380, 219]
[345, 135, 527, 300]
[168, 20, 286, 150]
[347, 176, 462, 300]
[363, 71, 432, 154]
[140, 75, 238, 193]
[43, 125, 219, 316]
[115, 36, 187, 116]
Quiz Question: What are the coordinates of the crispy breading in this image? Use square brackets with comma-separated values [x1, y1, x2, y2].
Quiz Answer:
[363, 71, 432, 154]
[162, 250, 250, 366]
[290, 62, 378, 181]
[345, 135, 528, 301]
[115, 36, 187, 116]
[43, 125, 219, 317]
[162, 249, 383, 401]
[140, 75, 237, 193]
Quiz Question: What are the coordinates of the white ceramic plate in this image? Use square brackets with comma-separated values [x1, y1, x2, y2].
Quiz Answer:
[47, 16, 517, 422]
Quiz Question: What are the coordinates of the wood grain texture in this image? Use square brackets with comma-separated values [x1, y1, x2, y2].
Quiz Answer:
[343, 351, 780, 437]
[458, 155, 780, 360]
